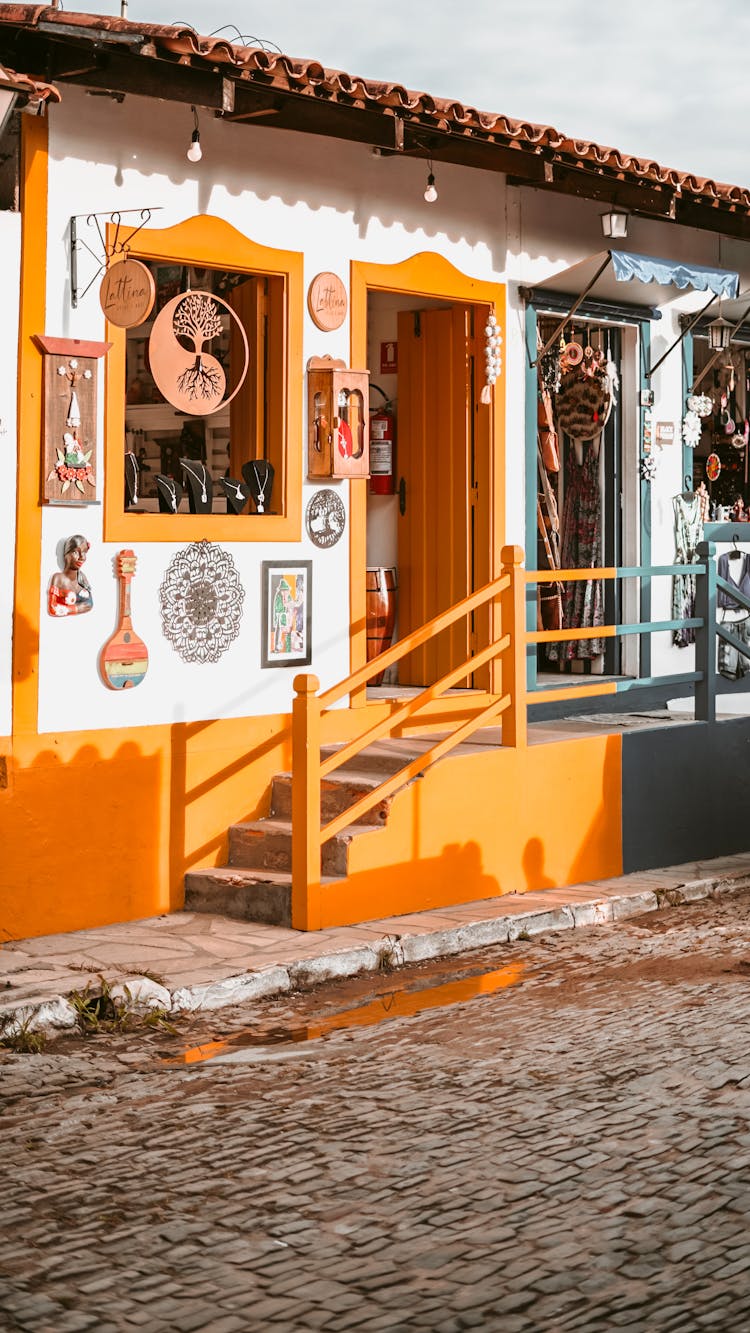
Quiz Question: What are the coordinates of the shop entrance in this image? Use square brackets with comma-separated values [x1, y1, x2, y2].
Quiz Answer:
[365, 291, 492, 689]
[535, 317, 637, 678]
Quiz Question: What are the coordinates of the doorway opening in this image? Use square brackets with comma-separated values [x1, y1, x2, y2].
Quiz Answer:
[364, 289, 492, 691]
[534, 314, 639, 681]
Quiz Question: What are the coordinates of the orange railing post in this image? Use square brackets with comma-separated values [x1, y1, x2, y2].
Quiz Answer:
[291, 673, 322, 931]
[500, 545, 527, 748]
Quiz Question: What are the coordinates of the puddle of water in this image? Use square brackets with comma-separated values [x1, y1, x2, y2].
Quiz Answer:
[167, 960, 525, 1067]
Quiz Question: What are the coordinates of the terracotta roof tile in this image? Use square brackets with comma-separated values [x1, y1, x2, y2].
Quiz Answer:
[0, 60, 59, 104]
[1, 5, 749, 214]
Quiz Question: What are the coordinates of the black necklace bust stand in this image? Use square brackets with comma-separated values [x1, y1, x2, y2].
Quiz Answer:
[218, 477, 250, 515]
[155, 474, 184, 514]
[179, 457, 213, 514]
[125, 451, 140, 510]
[241, 459, 275, 515]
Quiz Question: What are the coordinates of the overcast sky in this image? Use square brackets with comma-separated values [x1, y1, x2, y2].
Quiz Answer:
[84, 0, 750, 187]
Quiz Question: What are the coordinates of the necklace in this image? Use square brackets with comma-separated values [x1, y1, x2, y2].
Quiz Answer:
[251, 461, 269, 513]
[181, 460, 208, 503]
[126, 452, 139, 505]
[157, 475, 178, 512]
[225, 478, 245, 502]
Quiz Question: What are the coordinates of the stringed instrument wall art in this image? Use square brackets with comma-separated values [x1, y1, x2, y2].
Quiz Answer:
[99, 548, 149, 690]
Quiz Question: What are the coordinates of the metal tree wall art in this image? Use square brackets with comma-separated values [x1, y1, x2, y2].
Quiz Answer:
[159, 540, 245, 663]
[148, 290, 249, 416]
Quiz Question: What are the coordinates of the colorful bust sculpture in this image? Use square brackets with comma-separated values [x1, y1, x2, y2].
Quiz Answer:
[48, 534, 93, 617]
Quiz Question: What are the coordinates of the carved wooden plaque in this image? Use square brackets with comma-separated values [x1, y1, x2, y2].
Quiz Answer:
[34, 336, 111, 505]
[308, 272, 347, 332]
[99, 258, 155, 329]
[148, 290, 249, 417]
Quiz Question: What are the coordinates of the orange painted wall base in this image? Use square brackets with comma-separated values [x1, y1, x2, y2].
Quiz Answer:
[319, 732, 623, 928]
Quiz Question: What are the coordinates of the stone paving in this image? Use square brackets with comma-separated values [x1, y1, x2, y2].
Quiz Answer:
[3, 888, 750, 1330]
[2, 852, 750, 1028]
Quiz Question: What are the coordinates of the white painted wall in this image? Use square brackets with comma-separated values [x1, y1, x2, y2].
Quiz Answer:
[38, 89, 507, 734]
[0, 211, 20, 738]
[33, 86, 750, 735]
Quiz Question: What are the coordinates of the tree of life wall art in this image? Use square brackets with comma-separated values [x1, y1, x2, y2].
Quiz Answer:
[261, 561, 312, 669]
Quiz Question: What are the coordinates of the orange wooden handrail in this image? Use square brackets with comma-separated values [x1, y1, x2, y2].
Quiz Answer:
[320, 633, 510, 780]
[291, 545, 527, 932]
[319, 571, 510, 709]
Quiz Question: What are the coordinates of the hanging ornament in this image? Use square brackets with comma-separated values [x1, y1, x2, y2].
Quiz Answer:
[480, 311, 503, 404]
[706, 453, 721, 481]
[686, 393, 713, 419]
[682, 409, 702, 449]
[639, 455, 658, 482]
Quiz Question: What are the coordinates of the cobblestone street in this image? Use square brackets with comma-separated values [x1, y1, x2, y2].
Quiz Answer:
[3, 891, 750, 1332]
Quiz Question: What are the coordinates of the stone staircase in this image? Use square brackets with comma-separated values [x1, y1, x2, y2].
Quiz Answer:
[184, 739, 433, 927]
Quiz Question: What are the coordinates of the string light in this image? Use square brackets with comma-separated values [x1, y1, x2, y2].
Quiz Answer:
[424, 160, 437, 204]
[187, 105, 202, 163]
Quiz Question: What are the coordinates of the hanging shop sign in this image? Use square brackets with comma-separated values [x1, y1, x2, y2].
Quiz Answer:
[34, 336, 111, 505]
[100, 550, 149, 690]
[159, 540, 245, 663]
[149, 291, 249, 416]
[307, 272, 347, 332]
[99, 258, 155, 329]
[305, 488, 346, 548]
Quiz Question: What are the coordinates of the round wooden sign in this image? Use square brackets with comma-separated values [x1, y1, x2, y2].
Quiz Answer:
[148, 290, 249, 417]
[99, 258, 155, 329]
[308, 272, 347, 332]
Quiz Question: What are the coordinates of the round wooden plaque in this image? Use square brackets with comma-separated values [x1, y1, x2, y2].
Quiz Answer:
[99, 258, 156, 329]
[308, 272, 347, 332]
[148, 290, 249, 417]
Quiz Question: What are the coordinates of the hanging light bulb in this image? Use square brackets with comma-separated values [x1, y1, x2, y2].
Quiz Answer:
[424, 160, 438, 203]
[187, 106, 202, 163]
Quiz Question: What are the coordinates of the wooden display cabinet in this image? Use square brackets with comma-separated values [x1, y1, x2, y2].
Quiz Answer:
[307, 355, 370, 479]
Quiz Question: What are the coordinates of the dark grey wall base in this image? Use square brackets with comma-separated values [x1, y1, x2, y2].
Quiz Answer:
[622, 717, 750, 872]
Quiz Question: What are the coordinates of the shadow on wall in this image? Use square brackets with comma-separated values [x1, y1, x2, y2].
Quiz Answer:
[320, 838, 501, 928]
[0, 740, 164, 944]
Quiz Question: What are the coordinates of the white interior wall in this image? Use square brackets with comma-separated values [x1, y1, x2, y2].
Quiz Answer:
[0, 211, 20, 738]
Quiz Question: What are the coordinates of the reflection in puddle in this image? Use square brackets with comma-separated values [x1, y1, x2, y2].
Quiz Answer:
[168, 960, 525, 1066]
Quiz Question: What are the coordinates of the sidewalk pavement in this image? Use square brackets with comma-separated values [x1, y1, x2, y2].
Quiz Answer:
[2, 852, 750, 1033]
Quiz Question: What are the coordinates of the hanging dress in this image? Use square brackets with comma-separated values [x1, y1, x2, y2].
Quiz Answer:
[548, 439, 604, 661]
[671, 494, 704, 647]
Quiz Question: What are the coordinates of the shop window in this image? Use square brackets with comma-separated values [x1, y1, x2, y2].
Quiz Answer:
[103, 217, 302, 542]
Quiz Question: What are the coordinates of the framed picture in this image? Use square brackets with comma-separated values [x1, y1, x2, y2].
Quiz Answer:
[261, 560, 313, 668]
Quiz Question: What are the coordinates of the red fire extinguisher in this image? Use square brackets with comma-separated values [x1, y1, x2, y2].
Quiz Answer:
[369, 384, 396, 495]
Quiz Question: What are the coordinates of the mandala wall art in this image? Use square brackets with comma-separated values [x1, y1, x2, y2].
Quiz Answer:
[159, 540, 245, 664]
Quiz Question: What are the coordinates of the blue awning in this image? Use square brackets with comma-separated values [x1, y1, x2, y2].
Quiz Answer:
[609, 249, 739, 299]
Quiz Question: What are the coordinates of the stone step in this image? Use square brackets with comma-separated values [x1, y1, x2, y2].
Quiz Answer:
[270, 772, 392, 826]
[320, 738, 437, 778]
[184, 868, 294, 927]
[228, 817, 386, 876]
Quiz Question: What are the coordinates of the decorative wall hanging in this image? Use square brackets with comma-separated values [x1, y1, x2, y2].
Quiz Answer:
[706, 453, 722, 482]
[160, 541, 245, 664]
[480, 311, 503, 403]
[307, 356, 370, 479]
[100, 550, 149, 690]
[241, 460, 274, 514]
[261, 561, 312, 668]
[639, 455, 658, 483]
[307, 272, 347, 332]
[47, 534, 93, 617]
[34, 337, 111, 505]
[149, 291, 249, 416]
[555, 353, 612, 442]
[99, 257, 155, 329]
[306, 488, 346, 548]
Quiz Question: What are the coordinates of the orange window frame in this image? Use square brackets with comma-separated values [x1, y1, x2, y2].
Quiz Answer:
[103, 215, 303, 543]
